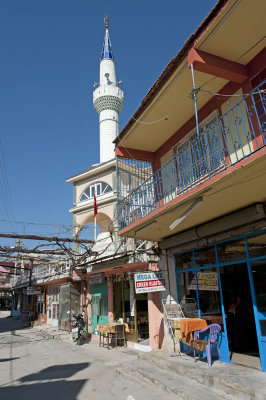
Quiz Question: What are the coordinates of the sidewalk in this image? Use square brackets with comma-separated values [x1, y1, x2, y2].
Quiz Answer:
[32, 324, 73, 341]
[32, 323, 266, 399]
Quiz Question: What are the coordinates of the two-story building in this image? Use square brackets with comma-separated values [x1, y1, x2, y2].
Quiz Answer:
[115, 0, 266, 370]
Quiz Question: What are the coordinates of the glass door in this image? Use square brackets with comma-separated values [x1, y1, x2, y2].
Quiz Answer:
[47, 286, 59, 326]
[249, 259, 266, 371]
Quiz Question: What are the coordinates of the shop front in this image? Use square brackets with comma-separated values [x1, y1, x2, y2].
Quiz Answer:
[47, 283, 81, 330]
[175, 230, 266, 371]
[90, 274, 108, 333]
[109, 270, 165, 344]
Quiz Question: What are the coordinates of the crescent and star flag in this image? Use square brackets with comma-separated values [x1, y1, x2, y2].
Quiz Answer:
[94, 193, 98, 217]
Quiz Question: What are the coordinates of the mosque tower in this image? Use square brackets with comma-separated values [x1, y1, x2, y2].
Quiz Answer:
[93, 17, 124, 163]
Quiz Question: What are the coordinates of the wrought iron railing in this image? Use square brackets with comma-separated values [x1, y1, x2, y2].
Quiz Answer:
[118, 81, 266, 230]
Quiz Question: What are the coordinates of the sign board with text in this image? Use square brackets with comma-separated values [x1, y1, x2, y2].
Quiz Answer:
[89, 273, 104, 285]
[27, 286, 42, 295]
[134, 272, 166, 294]
[188, 272, 219, 291]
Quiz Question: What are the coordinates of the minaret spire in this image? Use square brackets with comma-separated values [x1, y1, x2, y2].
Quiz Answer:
[93, 18, 124, 163]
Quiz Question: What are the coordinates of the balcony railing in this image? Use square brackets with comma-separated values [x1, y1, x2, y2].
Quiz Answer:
[118, 81, 266, 230]
[33, 262, 70, 279]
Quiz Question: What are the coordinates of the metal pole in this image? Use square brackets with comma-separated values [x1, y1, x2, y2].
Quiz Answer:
[190, 63, 200, 137]
[94, 215, 97, 242]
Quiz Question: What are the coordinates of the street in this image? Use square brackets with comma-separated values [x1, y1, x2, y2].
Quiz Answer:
[0, 312, 171, 400]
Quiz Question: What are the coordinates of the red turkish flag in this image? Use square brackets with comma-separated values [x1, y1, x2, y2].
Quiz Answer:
[94, 193, 98, 217]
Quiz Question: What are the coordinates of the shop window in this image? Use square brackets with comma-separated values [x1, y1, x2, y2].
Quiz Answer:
[177, 271, 199, 317]
[101, 295, 108, 316]
[251, 259, 266, 336]
[59, 285, 70, 322]
[196, 268, 223, 323]
[195, 246, 216, 267]
[175, 252, 194, 271]
[37, 293, 45, 315]
[247, 232, 266, 258]
[217, 238, 246, 263]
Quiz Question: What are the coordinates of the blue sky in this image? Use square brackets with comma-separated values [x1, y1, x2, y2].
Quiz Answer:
[0, 0, 217, 245]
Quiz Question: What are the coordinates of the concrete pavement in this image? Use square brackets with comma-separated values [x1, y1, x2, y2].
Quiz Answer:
[1, 311, 266, 400]
[0, 311, 174, 400]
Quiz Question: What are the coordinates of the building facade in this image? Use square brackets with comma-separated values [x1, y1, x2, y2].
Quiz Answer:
[66, 19, 163, 350]
[115, 0, 266, 370]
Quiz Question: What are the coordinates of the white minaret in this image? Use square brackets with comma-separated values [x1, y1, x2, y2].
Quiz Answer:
[93, 17, 124, 163]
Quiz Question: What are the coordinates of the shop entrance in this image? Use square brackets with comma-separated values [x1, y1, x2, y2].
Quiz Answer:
[113, 278, 149, 342]
[47, 286, 59, 326]
[220, 263, 259, 366]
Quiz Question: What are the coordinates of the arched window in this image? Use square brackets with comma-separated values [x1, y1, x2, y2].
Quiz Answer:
[80, 181, 112, 202]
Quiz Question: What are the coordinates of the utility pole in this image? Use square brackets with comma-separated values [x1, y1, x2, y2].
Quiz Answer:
[15, 238, 21, 277]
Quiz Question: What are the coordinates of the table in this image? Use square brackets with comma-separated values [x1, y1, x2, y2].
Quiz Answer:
[203, 315, 224, 326]
[180, 318, 207, 345]
[96, 323, 129, 348]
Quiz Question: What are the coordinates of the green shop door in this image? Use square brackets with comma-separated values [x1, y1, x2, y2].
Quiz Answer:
[91, 279, 108, 333]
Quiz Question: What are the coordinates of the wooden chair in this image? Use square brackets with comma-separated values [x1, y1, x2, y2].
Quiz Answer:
[114, 324, 126, 348]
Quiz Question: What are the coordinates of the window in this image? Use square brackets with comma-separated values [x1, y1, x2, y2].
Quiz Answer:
[173, 111, 224, 185]
[80, 181, 112, 202]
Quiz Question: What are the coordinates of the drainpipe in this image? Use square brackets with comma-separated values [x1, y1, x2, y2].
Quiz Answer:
[190, 63, 200, 137]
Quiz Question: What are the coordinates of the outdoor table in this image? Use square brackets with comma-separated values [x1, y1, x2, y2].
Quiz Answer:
[96, 322, 129, 348]
[180, 318, 207, 345]
[203, 315, 224, 326]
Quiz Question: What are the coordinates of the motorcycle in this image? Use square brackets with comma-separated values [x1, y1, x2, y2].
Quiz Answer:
[71, 313, 87, 345]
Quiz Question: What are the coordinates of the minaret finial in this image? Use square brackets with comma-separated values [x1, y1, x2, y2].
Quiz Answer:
[105, 15, 109, 29]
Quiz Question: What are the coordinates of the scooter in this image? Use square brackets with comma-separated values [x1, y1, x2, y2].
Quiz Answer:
[71, 313, 87, 345]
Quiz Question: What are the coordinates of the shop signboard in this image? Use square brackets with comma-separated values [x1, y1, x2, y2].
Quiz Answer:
[89, 273, 103, 285]
[188, 272, 219, 291]
[27, 286, 42, 295]
[134, 272, 166, 294]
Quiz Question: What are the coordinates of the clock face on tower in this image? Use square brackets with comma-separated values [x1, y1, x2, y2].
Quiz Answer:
[80, 181, 112, 202]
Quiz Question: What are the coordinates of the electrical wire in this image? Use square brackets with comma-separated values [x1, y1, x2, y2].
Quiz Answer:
[198, 35, 266, 90]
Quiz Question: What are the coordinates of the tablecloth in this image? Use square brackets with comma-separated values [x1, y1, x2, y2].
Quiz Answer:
[96, 322, 130, 336]
[180, 318, 207, 345]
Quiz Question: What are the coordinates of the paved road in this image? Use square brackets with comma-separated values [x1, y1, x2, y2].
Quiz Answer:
[0, 311, 172, 400]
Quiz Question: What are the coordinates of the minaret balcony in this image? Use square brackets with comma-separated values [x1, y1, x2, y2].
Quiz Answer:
[93, 85, 124, 114]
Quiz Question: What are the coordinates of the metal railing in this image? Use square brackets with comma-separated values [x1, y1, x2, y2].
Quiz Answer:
[85, 235, 136, 263]
[33, 262, 70, 279]
[118, 81, 266, 230]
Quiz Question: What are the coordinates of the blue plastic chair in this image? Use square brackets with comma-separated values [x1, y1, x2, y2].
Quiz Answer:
[193, 323, 222, 367]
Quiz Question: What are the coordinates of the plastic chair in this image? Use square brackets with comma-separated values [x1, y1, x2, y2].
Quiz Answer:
[193, 323, 222, 367]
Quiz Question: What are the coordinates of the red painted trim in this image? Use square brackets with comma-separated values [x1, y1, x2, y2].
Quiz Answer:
[247, 48, 266, 81]
[116, 146, 155, 162]
[118, 146, 266, 236]
[188, 49, 248, 83]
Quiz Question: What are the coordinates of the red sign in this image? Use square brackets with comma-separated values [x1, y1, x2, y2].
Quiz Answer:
[134, 272, 166, 293]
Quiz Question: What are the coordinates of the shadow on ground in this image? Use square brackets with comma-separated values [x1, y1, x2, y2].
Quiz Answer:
[1, 362, 90, 400]
[0, 379, 87, 400]
[20, 362, 90, 382]
[0, 316, 30, 333]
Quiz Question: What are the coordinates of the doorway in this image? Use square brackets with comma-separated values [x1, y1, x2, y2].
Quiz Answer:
[47, 286, 59, 326]
[220, 263, 259, 367]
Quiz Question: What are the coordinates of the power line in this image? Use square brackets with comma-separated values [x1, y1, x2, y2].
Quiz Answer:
[198, 35, 266, 90]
